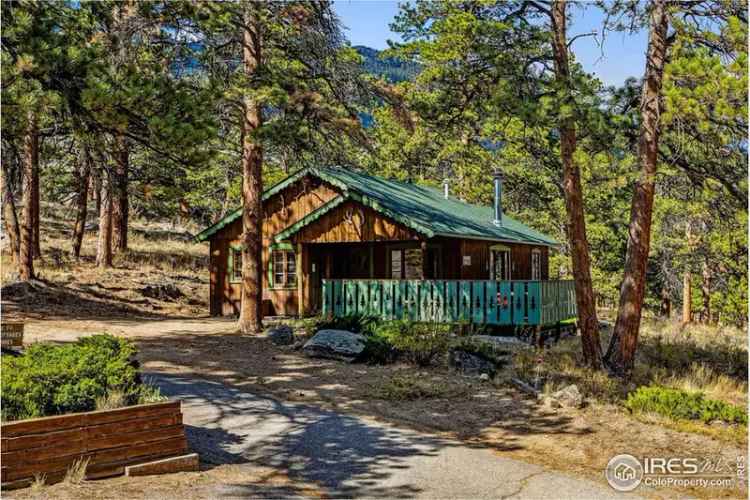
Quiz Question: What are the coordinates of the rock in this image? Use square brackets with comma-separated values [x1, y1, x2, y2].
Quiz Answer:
[303, 329, 367, 362]
[541, 396, 562, 410]
[141, 283, 183, 301]
[551, 384, 584, 408]
[267, 324, 294, 346]
[449, 349, 496, 378]
[479, 373, 490, 382]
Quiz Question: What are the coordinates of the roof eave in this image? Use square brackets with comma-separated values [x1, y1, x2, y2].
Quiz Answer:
[431, 232, 559, 248]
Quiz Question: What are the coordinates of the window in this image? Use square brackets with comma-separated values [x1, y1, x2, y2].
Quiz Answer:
[390, 250, 402, 279]
[229, 247, 242, 283]
[272, 250, 296, 288]
[531, 249, 541, 280]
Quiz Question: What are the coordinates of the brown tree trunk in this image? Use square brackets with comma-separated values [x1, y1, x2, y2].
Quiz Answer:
[72, 147, 91, 261]
[19, 112, 38, 281]
[112, 134, 128, 253]
[92, 167, 102, 217]
[1, 161, 20, 262]
[31, 137, 41, 259]
[700, 259, 711, 323]
[550, 0, 602, 368]
[238, 6, 264, 334]
[96, 170, 113, 268]
[607, 0, 669, 377]
[682, 271, 692, 325]
[659, 285, 671, 318]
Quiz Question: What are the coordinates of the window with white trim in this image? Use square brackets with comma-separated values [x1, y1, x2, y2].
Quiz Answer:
[531, 249, 541, 280]
[272, 250, 296, 288]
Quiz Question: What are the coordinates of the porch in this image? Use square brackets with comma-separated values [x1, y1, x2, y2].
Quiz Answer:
[320, 279, 577, 326]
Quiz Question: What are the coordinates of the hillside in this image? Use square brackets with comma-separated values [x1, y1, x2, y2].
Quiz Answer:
[355, 45, 420, 83]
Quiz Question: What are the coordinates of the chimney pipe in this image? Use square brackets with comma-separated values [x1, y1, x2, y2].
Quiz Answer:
[493, 172, 502, 226]
[443, 179, 449, 199]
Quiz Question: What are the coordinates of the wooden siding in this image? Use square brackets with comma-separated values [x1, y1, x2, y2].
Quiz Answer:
[209, 175, 340, 316]
[292, 200, 420, 243]
[1, 401, 187, 487]
[206, 173, 552, 317]
[456, 240, 548, 281]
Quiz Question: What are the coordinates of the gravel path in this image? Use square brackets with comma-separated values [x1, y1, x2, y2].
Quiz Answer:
[153, 373, 634, 499]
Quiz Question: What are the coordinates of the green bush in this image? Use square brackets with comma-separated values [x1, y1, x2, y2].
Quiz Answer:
[361, 329, 399, 364]
[625, 386, 747, 425]
[373, 321, 451, 367]
[1, 335, 142, 422]
[314, 315, 380, 336]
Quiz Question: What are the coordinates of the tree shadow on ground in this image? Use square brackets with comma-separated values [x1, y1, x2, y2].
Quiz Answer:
[135, 330, 591, 454]
[153, 373, 440, 497]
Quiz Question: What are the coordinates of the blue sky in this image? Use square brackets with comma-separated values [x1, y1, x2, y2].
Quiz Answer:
[333, 1, 648, 88]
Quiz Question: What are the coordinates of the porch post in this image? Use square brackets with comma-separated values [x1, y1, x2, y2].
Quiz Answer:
[297, 242, 304, 317]
[420, 240, 428, 279]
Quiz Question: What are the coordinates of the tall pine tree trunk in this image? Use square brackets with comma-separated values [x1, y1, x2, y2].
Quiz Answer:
[31, 136, 41, 259]
[700, 259, 711, 323]
[550, 0, 602, 368]
[92, 167, 102, 217]
[112, 134, 128, 253]
[238, 6, 264, 334]
[1, 161, 20, 263]
[96, 169, 113, 268]
[607, 0, 669, 376]
[19, 111, 38, 281]
[682, 270, 692, 325]
[72, 147, 91, 261]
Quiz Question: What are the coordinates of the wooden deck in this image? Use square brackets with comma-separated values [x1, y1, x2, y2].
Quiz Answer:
[321, 279, 576, 326]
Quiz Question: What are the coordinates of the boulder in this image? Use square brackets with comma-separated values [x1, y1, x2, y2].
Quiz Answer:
[267, 324, 294, 346]
[449, 349, 496, 378]
[551, 384, 584, 408]
[303, 329, 366, 362]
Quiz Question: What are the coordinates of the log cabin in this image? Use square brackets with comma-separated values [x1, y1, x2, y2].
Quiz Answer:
[196, 166, 575, 325]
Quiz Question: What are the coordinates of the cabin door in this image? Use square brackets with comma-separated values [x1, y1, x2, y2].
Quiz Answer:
[490, 244, 511, 281]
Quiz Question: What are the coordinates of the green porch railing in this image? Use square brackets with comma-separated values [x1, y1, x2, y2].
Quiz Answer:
[321, 279, 577, 326]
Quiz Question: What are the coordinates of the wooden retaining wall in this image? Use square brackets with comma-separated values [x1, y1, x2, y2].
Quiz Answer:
[1, 401, 189, 488]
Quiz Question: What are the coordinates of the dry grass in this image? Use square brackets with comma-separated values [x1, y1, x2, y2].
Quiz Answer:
[29, 473, 46, 492]
[366, 371, 467, 400]
[512, 318, 748, 442]
[63, 457, 89, 485]
[94, 390, 127, 411]
[1, 202, 209, 320]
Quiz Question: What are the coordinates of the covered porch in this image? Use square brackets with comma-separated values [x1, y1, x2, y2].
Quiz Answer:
[320, 279, 577, 327]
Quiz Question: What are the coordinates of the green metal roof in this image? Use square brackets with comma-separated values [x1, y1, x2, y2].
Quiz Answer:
[196, 166, 558, 246]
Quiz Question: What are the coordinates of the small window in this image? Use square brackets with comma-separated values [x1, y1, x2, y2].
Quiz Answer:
[271, 250, 296, 288]
[390, 250, 402, 279]
[230, 248, 242, 282]
[531, 249, 541, 280]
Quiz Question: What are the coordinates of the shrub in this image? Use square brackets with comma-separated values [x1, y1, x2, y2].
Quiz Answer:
[625, 386, 747, 425]
[314, 315, 380, 336]
[1, 335, 141, 421]
[374, 321, 451, 367]
[361, 329, 399, 364]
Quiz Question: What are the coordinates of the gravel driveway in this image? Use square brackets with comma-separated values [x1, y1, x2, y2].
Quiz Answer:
[153, 373, 633, 499]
